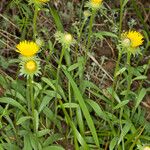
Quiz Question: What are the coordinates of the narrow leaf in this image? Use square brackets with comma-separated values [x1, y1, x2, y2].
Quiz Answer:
[113, 100, 129, 110]
[16, 116, 32, 125]
[0, 97, 28, 114]
[63, 68, 100, 147]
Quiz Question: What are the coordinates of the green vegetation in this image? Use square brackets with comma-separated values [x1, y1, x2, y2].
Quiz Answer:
[0, 0, 150, 149]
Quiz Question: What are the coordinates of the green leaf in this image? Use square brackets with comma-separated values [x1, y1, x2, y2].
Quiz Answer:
[107, 87, 121, 103]
[105, 112, 118, 121]
[58, 99, 89, 149]
[29, 133, 39, 150]
[0, 97, 28, 114]
[81, 80, 110, 103]
[68, 63, 79, 71]
[43, 90, 62, 99]
[38, 96, 53, 113]
[63, 68, 99, 147]
[0, 74, 7, 88]
[49, 5, 64, 32]
[34, 109, 39, 131]
[5, 89, 26, 103]
[23, 134, 32, 150]
[42, 77, 56, 90]
[16, 116, 32, 125]
[43, 107, 61, 130]
[133, 88, 147, 114]
[113, 100, 129, 110]
[0, 144, 3, 150]
[1, 143, 20, 150]
[132, 75, 147, 81]
[77, 57, 85, 80]
[86, 99, 107, 121]
[118, 120, 132, 145]
[43, 133, 62, 146]
[37, 129, 50, 137]
[57, 103, 79, 108]
[43, 145, 65, 150]
[109, 137, 118, 150]
[94, 31, 118, 38]
[122, 0, 129, 8]
[115, 67, 126, 77]
[76, 107, 85, 137]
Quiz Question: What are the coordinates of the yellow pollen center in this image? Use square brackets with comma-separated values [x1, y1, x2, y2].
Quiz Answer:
[64, 34, 72, 42]
[25, 60, 36, 72]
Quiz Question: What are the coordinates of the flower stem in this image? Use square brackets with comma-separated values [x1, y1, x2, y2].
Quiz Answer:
[86, 10, 96, 55]
[33, 6, 38, 39]
[112, 51, 122, 102]
[29, 76, 36, 132]
[119, 0, 123, 37]
[75, 18, 86, 62]
[124, 52, 132, 100]
[26, 78, 31, 113]
[119, 107, 125, 150]
[54, 46, 66, 128]
[57, 46, 66, 82]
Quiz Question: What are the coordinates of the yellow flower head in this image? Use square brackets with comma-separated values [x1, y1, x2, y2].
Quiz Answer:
[92, 0, 102, 5]
[16, 41, 40, 57]
[122, 31, 144, 48]
[86, 0, 103, 10]
[143, 146, 150, 150]
[20, 58, 41, 78]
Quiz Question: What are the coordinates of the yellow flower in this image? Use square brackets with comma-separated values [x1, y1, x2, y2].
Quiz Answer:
[122, 31, 144, 48]
[92, 0, 102, 5]
[16, 41, 40, 57]
[144, 146, 150, 150]
[86, 0, 103, 10]
[20, 58, 41, 77]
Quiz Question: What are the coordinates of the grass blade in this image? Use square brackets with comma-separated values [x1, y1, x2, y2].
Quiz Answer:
[49, 5, 64, 32]
[63, 67, 100, 148]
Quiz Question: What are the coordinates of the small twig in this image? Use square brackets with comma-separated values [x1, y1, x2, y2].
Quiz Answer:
[0, 31, 17, 45]
[104, 38, 115, 58]
[0, 39, 16, 50]
[0, 29, 20, 39]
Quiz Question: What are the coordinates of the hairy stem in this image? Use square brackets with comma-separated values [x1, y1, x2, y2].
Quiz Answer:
[124, 52, 132, 100]
[29, 76, 36, 132]
[86, 10, 96, 54]
[119, 0, 123, 37]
